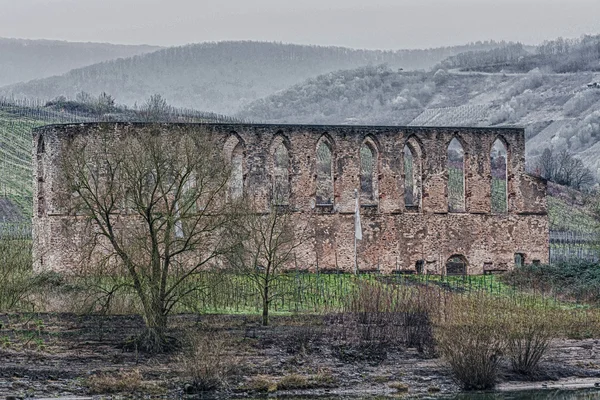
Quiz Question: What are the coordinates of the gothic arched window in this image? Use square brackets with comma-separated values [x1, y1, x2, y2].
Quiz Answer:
[272, 138, 290, 205]
[316, 137, 334, 205]
[447, 138, 465, 213]
[403, 136, 423, 209]
[491, 139, 508, 213]
[360, 140, 378, 204]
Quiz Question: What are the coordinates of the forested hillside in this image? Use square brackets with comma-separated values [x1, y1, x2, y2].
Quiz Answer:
[439, 35, 600, 73]
[0, 41, 511, 115]
[238, 65, 600, 176]
[0, 38, 161, 87]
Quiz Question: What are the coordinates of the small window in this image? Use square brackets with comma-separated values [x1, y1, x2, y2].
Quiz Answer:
[514, 253, 525, 268]
[415, 260, 425, 275]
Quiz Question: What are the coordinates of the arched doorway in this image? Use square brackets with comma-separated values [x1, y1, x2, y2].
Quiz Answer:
[446, 254, 468, 275]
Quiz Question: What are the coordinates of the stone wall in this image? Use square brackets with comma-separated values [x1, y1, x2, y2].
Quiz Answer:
[33, 123, 549, 274]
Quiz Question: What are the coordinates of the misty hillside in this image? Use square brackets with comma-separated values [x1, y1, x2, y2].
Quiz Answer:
[440, 35, 600, 73]
[0, 41, 513, 115]
[0, 38, 161, 87]
[237, 65, 600, 176]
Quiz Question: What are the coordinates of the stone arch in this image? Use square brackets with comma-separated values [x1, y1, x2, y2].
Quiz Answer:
[446, 254, 468, 275]
[447, 136, 465, 213]
[223, 133, 245, 201]
[223, 132, 244, 161]
[360, 136, 379, 204]
[490, 137, 508, 213]
[270, 133, 291, 205]
[403, 135, 424, 209]
[315, 134, 334, 206]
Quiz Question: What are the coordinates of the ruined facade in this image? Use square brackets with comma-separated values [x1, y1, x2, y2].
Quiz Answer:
[33, 123, 549, 274]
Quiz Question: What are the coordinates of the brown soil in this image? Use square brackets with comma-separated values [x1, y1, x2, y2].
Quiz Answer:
[0, 313, 599, 398]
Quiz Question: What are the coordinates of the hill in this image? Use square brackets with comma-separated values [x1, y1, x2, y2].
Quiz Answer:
[0, 41, 513, 115]
[439, 35, 600, 73]
[0, 38, 161, 87]
[237, 65, 600, 176]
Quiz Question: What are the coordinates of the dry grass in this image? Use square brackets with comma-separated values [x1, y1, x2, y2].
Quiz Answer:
[86, 369, 149, 395]
[277, 374, 310, 390]
[389, 382, 409, 392]
[242, 375, 277, 392]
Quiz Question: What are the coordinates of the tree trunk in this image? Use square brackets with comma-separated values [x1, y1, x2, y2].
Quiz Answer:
[139, 295, 169, 352]
[262, 285, 269, 326]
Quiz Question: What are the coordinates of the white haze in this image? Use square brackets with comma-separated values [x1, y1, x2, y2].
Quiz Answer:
[0, 0, 599, 49]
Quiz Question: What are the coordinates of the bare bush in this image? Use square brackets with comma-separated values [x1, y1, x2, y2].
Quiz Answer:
[437, 323, 504, 390]
[327, 279, 436, 359]
[436, 293, 507, 390]
[0, 239, 47, 312]
[506, 309, 553, 375]
[181, 332, 238, 392]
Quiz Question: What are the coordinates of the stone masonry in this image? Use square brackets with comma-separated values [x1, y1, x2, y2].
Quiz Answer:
[33, 123, 549, 274]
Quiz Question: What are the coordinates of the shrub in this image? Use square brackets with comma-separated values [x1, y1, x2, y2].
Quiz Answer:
[327, 279, 436, 358]
[283, 317, 323, 355]
[0, 239, 43, 312]
[436, 293, 507, 390]
[506, 309, 553, 375]
[502, 261, 600, 304]
[437, 322, 504, 390]
[181, 333, 237, 392]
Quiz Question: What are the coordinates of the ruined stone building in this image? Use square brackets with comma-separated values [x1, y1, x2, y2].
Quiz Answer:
[33, 123, 549, 274]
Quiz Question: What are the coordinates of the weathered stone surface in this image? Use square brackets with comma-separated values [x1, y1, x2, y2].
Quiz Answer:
[33, 123, 548, 274]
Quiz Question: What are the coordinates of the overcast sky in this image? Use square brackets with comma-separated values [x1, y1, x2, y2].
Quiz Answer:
[0, 0, 599, 49]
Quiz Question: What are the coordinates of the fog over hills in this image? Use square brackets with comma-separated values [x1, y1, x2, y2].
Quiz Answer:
[0, 40, 512, 115]
[0, 38, 161, 87]
[3, 36, 600, 176]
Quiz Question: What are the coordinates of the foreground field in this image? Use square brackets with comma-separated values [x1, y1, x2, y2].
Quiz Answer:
[1, 313, 600, 398]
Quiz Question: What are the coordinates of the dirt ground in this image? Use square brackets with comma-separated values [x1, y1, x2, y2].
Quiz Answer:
[1, 313, 600, 398]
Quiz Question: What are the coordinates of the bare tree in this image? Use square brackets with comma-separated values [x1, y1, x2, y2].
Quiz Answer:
[96, 92, 116, 113]
[141, 94, 172, 121]
[227, 204, 309, 326]
[59, 126, 237, 351]
[536, 148, 594, 190]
